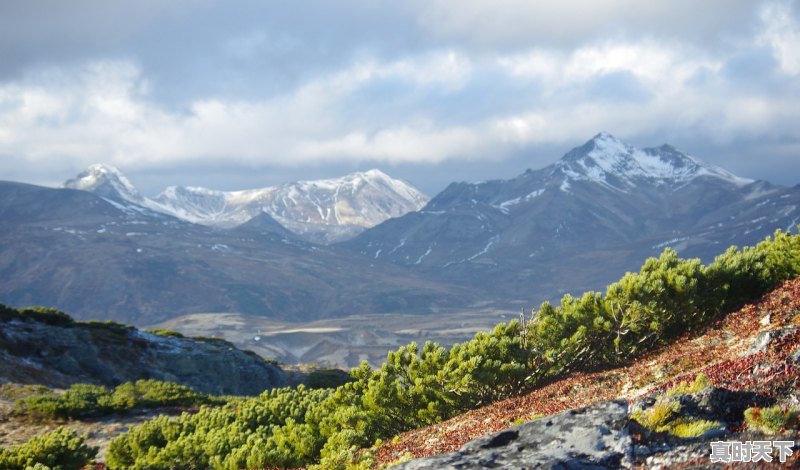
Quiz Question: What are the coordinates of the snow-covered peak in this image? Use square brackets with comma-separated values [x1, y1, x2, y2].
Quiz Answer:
[557, 133, 752, 190]
[63, 164, 143, 202]
[126, 169, 428, 242]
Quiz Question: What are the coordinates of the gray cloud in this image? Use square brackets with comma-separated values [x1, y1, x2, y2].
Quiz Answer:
[0, 0, 798, 194]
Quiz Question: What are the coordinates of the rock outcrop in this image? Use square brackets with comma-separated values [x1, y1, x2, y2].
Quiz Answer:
[393, 395, 800, 469]
[0, 307, 286, 395]
[393, 400, 633, 469]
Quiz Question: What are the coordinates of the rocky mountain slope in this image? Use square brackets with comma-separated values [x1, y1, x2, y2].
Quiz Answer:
[64, 165, 428, 243]
[346, 133, 800, 301]
[377, 277, 800, 468]
[0, 305, 286, 396]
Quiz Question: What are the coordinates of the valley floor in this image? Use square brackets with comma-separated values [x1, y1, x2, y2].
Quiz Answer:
[151, 309, 511, 369]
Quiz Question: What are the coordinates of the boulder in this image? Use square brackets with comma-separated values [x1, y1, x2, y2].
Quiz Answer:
[392, 400, 632, 469]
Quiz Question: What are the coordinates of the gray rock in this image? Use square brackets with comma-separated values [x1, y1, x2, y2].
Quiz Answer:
[673, 387, 766, 424]
[0, 316, 286, 395]
[391, 400, 632, 469]
[747, 328, 799, 355]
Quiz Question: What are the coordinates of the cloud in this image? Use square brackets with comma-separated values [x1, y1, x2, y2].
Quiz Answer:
[412, 0, 763, 49]
[759, 1, 800, 74]
[1, 0, 799, 191]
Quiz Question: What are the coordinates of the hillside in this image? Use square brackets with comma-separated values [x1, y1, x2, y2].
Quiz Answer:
[377, 277, 800, 468]
[0, 305, 286, 395]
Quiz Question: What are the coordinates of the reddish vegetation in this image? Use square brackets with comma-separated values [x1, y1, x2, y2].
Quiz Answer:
[373, 278, 800, 467]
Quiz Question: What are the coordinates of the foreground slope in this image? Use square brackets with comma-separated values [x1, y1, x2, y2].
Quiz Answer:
[376, 277, 800, 468]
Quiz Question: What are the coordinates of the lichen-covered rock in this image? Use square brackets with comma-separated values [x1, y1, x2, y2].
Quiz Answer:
[392, 400, 632, 469]
[0, 315, 286, 395]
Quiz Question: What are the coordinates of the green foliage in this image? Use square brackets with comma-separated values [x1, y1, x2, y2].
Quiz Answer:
[528, 230, 800, 378]
[744, 405, 800, 434]
[17, 307, 74, 327]
[146, 328, 185, 338]
[191, 336, 229, 344]
[665, 374, 711, 397]
[85, 320, 134, 333]
[107, 385, 333, 469]
[631, 399, 722, 437]
[305, 369, 353, 389]
[632, 399, 680, 431]
[16, 384, 112, 420]
[0, 384, 50, 401]
[15, 380, 215, 421]
[0, 427, 96, 470]
[668, 418, 724, 438]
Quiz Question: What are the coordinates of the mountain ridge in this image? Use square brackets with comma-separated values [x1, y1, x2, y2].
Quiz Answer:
[345, 133, 800, 302]
[64, 166, 429, 244]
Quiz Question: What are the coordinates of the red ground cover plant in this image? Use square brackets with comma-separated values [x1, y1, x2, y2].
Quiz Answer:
[372, 277, 800, 467]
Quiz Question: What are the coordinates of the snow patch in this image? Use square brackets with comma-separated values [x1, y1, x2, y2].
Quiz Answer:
[414, 246, 433, 265]
[468, 235, 499, 261]
[494, 189, 545, 213]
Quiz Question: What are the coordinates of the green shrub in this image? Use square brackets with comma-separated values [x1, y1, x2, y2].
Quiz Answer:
[16, 384, 112, 420]
[744, 405, 799, 434]
[669, 418, 723, 438]
[632, 399, 722, 437]
[84, 320, 134, 333]
[306, 369, 353, 390]
[665, 374, 711, 397]
[18, 307, 74, 327]
[0, 384, 50, 401]
[0, 427, 96, 470]
[632, 399, 681, 431]
[146, 328, 185, 338]
[15, 380, 216, 421]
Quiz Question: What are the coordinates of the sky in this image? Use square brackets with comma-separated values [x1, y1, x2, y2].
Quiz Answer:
[0, 0, 798, 196]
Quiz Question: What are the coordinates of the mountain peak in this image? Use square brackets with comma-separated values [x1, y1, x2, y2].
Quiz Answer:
[361, 168, 389, 179]
[63, 163, 143, 202]
[590, 131, 623, 144]
[557, 134, 751, 190]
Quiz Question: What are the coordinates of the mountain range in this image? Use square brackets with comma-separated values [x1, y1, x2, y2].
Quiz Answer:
[345, 132, 800, 300]
[63, 165, 428, 244]
[1, 133, 798, 329]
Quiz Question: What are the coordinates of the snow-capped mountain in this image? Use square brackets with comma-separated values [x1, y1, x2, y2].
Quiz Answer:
[346, 133, 800, 299]
[63, 164, 145, 203]
[0, 179, 466, 324]
[555, 132, 751, 190]
[61, 167, 429, 244]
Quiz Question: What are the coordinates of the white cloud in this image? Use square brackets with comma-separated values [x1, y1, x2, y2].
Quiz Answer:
[759, 1, 800, 74]
[0, 5, 799, 184]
